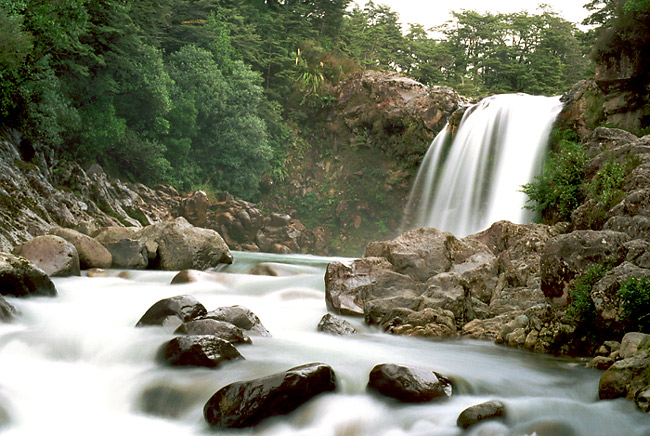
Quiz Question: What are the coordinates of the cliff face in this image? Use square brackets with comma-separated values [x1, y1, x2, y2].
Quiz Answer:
[262, 71, 470, 255]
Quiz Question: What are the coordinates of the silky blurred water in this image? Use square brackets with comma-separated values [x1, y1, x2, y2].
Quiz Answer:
[0, 251, 648, 436]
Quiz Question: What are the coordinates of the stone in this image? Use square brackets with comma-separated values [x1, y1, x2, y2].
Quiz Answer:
[636, 387, 650, 412]
[540, 230, 630, 300]
[157, 335, 243, 368]
[249, 263, 297, 277]
[50, 227, 112, 269]
[93, 227, 139, 244]
[133, 217, 232, 270]
[203, 305, 271, 337]
[0, 253, 57, 297]
[599, 351, 650, 400]
[0, 295, 17, 322]
[137, 384, 196, 418]
[181, 190, 209, 228]
[619, 332, 650, 359]
[457, 400, 506, 429]
[102, 239, 148, 269]
[13, 235, 80, 277]
[317, 313, 358, 335]
[170, 269, 225, 285]
[136, 295, 207, 327]
[203, 363, 336, 428]
[587, 356, 615, 370]
[367, 363, 452, 402]
[175, 319, 252, 345]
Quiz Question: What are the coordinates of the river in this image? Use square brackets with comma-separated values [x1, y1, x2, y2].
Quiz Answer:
[0, 251, 648, 436]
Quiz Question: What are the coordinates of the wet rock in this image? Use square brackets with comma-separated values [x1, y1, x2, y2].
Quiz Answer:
[203, 363, 336, 428]
[133, 217, 232, 270]
[249, 263, 296, 276]
[157, 335, 243, 368]
[203, 305, 271, 337]
[457, 400, 506, 429]
[50, 227, 112, 269]
[175, 319, 252, 344]
[13, 235, 80, 277]
[102, 239, 148, 269]
[367, 363, 452, 402]
[136, 295, 207, 327]
[619, 332, 650, 359]
[0, 295, 17, 322]
[0, 253, 57, 297]
[317, 313, 358, 335]
[540, 230, 630, 300]
[170, 269, 225, 285]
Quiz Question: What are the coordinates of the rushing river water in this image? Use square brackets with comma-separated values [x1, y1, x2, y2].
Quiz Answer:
[0, 251, 648, 436]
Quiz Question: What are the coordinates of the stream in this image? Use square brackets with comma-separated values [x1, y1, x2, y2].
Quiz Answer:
[0, 251, 648, 436]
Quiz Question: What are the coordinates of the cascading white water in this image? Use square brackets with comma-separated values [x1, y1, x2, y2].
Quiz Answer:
[402, 94, 563, 237]
[1, 251, 649, 436]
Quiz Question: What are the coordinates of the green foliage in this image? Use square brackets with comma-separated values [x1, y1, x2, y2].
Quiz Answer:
[522, 134, 588, 223]
[618, 276, 650, 333]
[567, 263, 613, 328]
[587, 159, 627, 208]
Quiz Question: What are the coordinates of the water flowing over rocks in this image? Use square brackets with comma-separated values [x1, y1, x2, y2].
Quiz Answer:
[203, 363, 336, 428]
[13, 235, 80, 277]
[457, 400, 506, 429]
[0, 253, 57, 297]
[367, 363, 452, 402]
[157, 335, 243, 368]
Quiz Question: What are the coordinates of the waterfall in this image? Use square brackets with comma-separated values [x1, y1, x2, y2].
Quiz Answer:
[402, 93, 562, 237]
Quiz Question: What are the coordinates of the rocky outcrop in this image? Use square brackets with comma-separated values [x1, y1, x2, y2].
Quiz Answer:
[367, 364, 452, 402]
[135, 295, 207, 328]
[203, 363, 336, 428]
[0, 253, 57, 297]
[13, 235, 80, 277]
[157, 335, 243, 368]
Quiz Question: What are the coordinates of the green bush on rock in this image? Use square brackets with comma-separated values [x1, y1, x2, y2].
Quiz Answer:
[618, 276, 650, 333]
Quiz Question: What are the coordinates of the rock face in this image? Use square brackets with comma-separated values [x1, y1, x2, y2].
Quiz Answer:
[367, 364, 452, 402]
[0, 253, 57, 297]
[49, 227, 112, 269]
[13, 235, 80, 277]
[135, 295, 207, 328]
[157, 335, 243, 368]
[203, 363, 336, 428]
[457, 400, 506, 429]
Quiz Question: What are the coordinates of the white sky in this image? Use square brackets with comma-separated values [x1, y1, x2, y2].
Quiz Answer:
[352, 0, 591, 31]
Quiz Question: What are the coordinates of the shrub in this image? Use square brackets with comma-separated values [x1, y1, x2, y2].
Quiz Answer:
[567, 263, 611, 327]
[618, 276, 650, 333]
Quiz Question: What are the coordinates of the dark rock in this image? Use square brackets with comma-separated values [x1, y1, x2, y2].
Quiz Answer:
[457, 400, 506, 429]
[102, 239, 148, 269]
[0, 295, 17, 322]
[636, 387, 650, 412]
[367, 363, 452, 402]
[0, 253, 57, 297]
[133, 217, 232, 270]
[137, 384, 196, 418]
[181, 190, 209, 228]
[175, 319, 252, 344]
[50, 227, 112, 269]
[13, 235, 80, 277]
[540, 230, 630, 300]
[588, 356, 615, 370]
[317, 313, 358, 335]
[249, 263, 296, 276]
[203, 363, 336, 428]
[203, 305, 270, 337]
[170, 269, 225, 285]
[599, 350, 650, 400]
[157, 335, 243, 368]
[136, 295, 207, 327]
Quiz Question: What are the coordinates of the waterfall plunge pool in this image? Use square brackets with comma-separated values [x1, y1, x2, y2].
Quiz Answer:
[0, 251, 648, 436]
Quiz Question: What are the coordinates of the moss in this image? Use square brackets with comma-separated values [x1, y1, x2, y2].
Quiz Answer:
[124, 207, 149, 227]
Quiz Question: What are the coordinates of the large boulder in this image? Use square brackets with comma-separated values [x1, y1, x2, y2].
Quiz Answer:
[13, 235, 80, 277]
[136, 295, 207, 328]
[157, 335, 243, 368]
[599, 350, 650, 401]
[174, 319, 252, 344]
[203, 363, 336, 428]
[0, 253, 57, 297]
[50, 227, 112, 269]
[202, 305, 271, 337]
[540, 230, 630, 300]
[457, 400, 506, 429]
[367, 363, 452, 402]
[102, 239, 148, 269]
[133, 217, 232, 270]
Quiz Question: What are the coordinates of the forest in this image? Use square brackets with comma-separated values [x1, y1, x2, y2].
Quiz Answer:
[0, 0, 646, 202]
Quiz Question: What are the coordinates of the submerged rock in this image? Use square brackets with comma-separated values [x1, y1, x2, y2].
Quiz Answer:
[0, 253, 57, 297]
[317, 313, 358, 335]
[174, 319, 252, 344]
[202, 305, 271, 337]
[457, 400, 506, 429]
[157, 335, 243, 368]
[13, 235, 80, 277]
[367, 363, 452, 402]
[203, 363, 336, 428]
[170, 269, 225, 285]
[136, 295, 207, 328]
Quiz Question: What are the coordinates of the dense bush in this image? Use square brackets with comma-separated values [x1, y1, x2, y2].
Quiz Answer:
[567, 263, 611, 328]
[618, 276, 650, 333]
